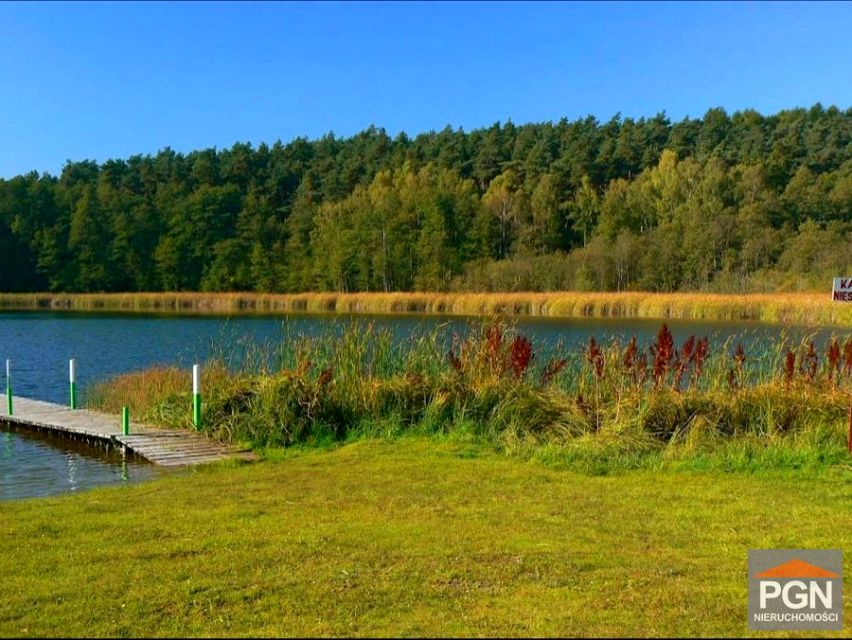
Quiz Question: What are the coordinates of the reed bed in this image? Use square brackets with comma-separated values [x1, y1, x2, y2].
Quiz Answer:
[2, 290, 852, 326]
[88, 321, 852, 472]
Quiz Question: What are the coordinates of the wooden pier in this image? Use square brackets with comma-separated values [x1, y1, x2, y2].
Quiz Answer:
[2, 396, 256, 467]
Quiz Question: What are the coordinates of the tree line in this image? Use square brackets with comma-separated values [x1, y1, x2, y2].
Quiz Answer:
[0, 104, 849, 294]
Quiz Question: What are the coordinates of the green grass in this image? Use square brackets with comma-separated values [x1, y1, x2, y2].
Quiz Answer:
[46, 321, 849, 635]
[1, 438, 849, 637]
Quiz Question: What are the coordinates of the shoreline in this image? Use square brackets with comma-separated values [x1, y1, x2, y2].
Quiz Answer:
[0, 291, 849, 326]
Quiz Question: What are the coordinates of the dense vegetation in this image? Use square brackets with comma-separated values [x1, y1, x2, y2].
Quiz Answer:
[89, 322, 851, 471]
[1, 104, 849, 294]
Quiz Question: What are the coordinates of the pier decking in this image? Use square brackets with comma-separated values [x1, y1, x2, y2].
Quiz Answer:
[2, 396, 256, 467]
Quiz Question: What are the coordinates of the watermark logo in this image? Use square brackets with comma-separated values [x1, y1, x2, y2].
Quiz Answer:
[748, 549, 843, 631]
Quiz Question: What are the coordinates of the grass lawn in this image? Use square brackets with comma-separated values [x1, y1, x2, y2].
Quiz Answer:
[1, 438, 850, 637]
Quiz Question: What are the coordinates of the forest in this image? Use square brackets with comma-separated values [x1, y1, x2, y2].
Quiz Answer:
[0, 104, 849, 294]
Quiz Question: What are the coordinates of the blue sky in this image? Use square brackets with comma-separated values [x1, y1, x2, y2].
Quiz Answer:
[0, 1, 849, 177]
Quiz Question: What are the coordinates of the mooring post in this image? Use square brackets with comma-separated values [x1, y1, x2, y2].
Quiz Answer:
[5, 359, 11, 416]
[122, 406, 130, 436]
[192, 364, 201, 428]
[69, 358, 77, 410]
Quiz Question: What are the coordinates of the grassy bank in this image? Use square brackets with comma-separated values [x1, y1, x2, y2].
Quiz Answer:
[89, 322, 852, 473]
[0, 439, 849, 637]
[2, 291, 851, 326]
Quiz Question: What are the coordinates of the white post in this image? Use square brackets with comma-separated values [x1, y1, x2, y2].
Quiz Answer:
[5, 359, 11, 415]
[192, 364, 201, 428]
[69, 358, 77, 409]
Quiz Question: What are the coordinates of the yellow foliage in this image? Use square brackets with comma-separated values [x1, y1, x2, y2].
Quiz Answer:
[0, 291, 849, 326]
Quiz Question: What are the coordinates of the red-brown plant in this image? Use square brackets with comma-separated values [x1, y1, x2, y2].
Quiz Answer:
[734, 344, 746, 367]
[509, 334, 534, 378]
[635, 352, 649, 385]
[727, 367, 738, 390]
[540, 358, 568, 385]
[844, 338, 852, 376]
[827, 338, 841, 383]
[623, 336, 638, 370]
[622, 335, 648, 385]
[673, 334, 696, 391]
[586, 336, 604, 379]
[784, 349, 796, 387]
[650, 324, 675, 387]
[728, 344, 746, 390]
[801, 341, 818, 383]
[692, 337, 710, 385]
[485, 324, 504, 369]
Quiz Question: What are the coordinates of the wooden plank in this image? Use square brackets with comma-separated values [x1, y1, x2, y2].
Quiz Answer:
[2, 396, 257, 467]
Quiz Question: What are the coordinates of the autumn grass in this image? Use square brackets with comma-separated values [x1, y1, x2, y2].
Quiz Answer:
[0, 438, 849, 638]
[1, 290, 851, 326]
[88, 321, 852, 473]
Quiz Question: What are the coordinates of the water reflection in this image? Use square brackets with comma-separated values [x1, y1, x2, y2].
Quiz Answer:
[0, 423, 165, 501]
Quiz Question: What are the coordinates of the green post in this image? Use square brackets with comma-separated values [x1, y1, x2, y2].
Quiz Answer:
[5, 359, 11, 416]
[192, 364, 201, 428]
[69, 359, 77, 410]
[122, 406, 130, 436]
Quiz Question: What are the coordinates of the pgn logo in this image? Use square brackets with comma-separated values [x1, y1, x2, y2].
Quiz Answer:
[748, 550, 843, 631]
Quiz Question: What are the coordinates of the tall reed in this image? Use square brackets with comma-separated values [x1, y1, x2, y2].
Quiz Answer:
[3, 291, 852, 326]
[87, 321, 852, 470]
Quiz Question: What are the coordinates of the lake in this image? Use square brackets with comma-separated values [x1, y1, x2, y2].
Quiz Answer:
[0, 311, 839, 405]
[0, 310, 840, 500]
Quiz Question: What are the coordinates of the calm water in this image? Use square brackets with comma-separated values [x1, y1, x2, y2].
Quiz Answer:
[0, 310, 840, 501]
[0, 423, 165, 501]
